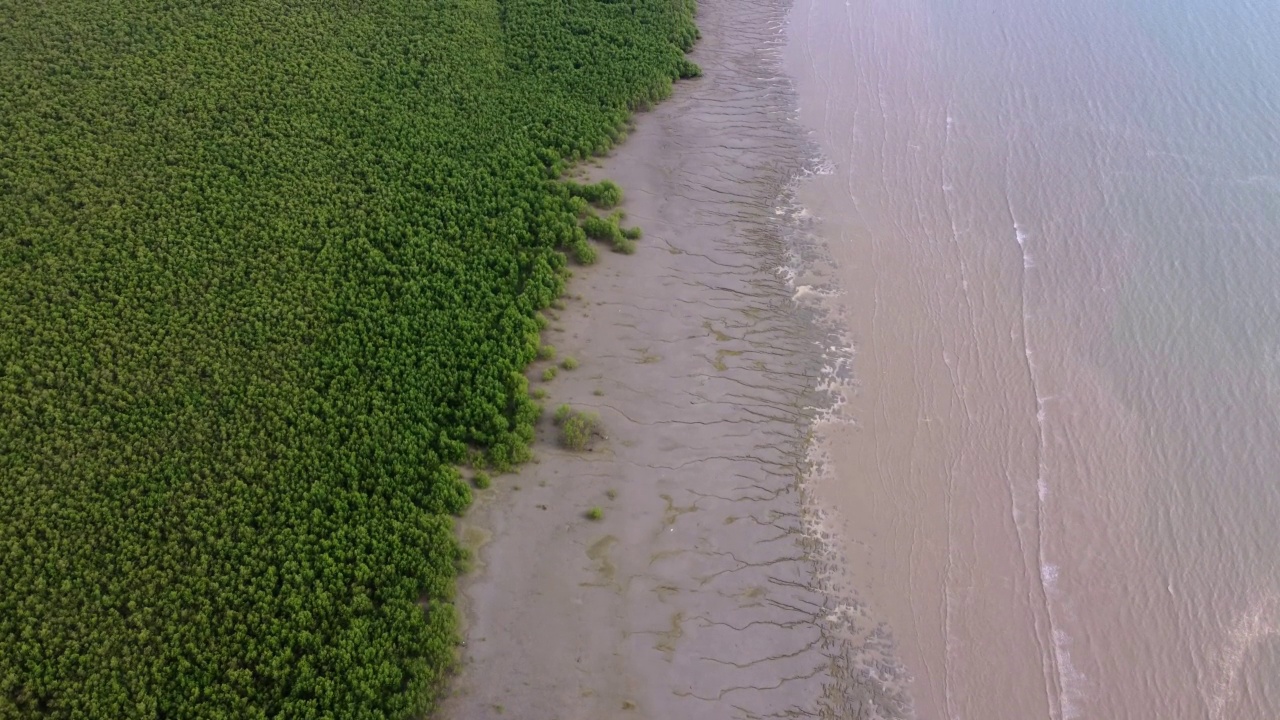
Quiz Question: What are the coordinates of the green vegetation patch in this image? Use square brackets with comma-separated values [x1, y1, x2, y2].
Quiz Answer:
[565, 180, 624, 209]
[553, 404, 601, 451]
[582, 211, 643, 254]
[0, 0, 698, 717]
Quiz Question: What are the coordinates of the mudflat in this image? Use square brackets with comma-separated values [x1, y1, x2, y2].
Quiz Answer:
[437, 1, 868, 717]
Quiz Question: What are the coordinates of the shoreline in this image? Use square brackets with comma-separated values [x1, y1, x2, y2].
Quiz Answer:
[438, 0, 863, 717]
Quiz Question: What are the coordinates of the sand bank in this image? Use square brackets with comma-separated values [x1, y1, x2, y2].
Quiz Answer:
[437, 1, 874, 717]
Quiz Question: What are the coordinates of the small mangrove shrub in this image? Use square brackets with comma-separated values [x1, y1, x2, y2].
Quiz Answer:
[565, 179, 623, 208]
[553, 404, 599, 451]
[581, 211, 641, 254]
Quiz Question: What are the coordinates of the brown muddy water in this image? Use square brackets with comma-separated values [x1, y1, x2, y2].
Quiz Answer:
[785, 0, 1280, 718]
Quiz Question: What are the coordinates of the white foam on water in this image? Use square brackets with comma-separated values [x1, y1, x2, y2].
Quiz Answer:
[799, 436, 914, 718]
[791, 284, 842, 302]
[1208, 591, 1280, 720]
[1041, 563, 1059, 587]
[777, 142, 914, 717]
[1035, 564, 1088, 719]
[1051, 629, 1087, 720]
[774, 148, 861, 432]
[1008, 207, 1086, 720]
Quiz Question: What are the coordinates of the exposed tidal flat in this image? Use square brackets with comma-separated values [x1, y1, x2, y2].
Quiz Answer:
[440, 0, 883, 717]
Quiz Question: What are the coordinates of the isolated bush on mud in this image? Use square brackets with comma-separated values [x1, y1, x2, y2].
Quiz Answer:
[553, 404, 600, 451]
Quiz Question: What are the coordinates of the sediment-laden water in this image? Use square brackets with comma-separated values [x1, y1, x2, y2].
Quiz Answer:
[787, 0, 1280, 717]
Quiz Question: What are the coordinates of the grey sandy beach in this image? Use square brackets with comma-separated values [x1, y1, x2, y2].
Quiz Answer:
[437, 0, 894, 717]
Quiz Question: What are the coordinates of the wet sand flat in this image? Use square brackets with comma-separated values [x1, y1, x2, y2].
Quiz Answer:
[437, 1, 863, 718]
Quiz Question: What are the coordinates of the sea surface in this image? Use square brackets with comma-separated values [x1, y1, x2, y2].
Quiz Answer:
[784, 0, 1280, 717]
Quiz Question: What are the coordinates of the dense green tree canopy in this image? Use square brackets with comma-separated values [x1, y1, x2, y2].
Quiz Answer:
[0, 0, 697, 716]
